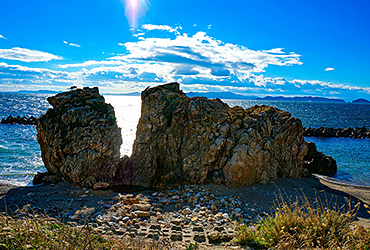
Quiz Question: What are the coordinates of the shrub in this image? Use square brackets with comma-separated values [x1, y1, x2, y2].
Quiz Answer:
[235, 192, 370, 249]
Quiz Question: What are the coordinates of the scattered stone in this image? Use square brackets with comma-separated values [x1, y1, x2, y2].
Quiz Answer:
[208, 231, 221, 243]
[132, 203, 151, 211]
[93, 182, 110, 190]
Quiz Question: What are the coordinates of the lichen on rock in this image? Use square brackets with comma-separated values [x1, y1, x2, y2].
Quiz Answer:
[118, 82, 309, 188]
[36, 87, 122, 187]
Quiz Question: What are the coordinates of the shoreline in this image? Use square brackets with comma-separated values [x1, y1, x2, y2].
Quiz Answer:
[3, 173, 370, 196]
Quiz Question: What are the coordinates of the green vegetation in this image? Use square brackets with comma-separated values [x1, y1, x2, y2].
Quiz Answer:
[185, 242, 199, 250]
[235, 193, 370, 249]
[0, 213, 165, 250]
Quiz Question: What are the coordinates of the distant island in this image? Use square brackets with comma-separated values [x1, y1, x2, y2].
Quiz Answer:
[186, 91, 257, 100]
[1, 89, 369, 104]
[352, 98, 370, 104]
[186, 92, 348, 103]
[257, 96, 346, 103]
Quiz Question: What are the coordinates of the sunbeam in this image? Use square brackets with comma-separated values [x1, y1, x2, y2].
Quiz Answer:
[122, 0, 149, 32]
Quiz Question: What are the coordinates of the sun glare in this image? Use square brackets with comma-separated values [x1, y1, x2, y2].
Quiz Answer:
[123, 0, 148, 32]
[129, 0, 138, 9]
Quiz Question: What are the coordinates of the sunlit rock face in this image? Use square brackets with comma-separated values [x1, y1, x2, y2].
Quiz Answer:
[36, 87, 122, 187]
[123, 82, 309, 188]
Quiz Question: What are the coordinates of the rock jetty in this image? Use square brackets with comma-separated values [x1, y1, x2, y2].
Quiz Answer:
[1, 115, 37, 125]
[36, 87, 122, 187]
[117, 82, 309, 188]
[304, 126, 370, 139]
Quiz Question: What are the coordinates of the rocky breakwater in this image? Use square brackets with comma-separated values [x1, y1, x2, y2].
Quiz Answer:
[1, 115, 37, 125]
[118, 82, 309, 188]
[36, 87, 122, 187]
[304, 126, 370, 139]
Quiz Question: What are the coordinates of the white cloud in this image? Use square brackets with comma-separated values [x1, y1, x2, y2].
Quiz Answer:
[63, 41, 81, 47]
[0, 34, 6, 39]
[1, 24, 369, 100]
[0, 47, 62, 62]
[142, 24, 181, 34]
[208, 25, 212, 29]
[109, 28, 302, 80]
[325, 67, 335, 71]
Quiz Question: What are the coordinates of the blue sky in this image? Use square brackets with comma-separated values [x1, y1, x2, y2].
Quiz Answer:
[0, 0, 369, 100]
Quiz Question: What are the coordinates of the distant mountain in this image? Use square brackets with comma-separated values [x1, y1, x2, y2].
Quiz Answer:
[10, 90, 58, 94]
[186, 91, 257, 100]
[257, 96, 346, 103]
[352, 98, 370, 104]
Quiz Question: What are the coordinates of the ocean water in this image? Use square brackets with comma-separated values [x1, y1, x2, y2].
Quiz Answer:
[0, 93, 369, 186]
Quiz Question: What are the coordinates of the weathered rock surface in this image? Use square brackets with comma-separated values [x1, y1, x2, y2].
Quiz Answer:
[36, 87, 122, 187]
[304, 142, 337, 174]
[117, 82, 308, 187]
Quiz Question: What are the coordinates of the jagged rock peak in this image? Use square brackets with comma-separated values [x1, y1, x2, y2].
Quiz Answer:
[36, 87, 122, 187]
[118, 82, 309, 188]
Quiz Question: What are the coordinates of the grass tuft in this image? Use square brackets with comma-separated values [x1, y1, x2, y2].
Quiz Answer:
[235, 192, 370, 249]
[0, 212, 166, 250]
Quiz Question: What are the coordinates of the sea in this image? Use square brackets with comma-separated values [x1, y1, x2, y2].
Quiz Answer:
[0, 93, 370, 186]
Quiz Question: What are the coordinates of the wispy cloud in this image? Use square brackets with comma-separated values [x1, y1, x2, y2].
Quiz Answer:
[0, 34, 6, 39]
[142, 24, 181, 34]
[0, 47, 62, 62]
[63, 41, 81, 47]
[325, 67, 335, 71]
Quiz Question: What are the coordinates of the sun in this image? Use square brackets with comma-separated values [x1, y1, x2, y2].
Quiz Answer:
[128, 0, 138, 9]
[123, 0, 148, 31]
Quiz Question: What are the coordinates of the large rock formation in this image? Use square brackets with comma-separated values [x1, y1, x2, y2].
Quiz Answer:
[37, 87, 122, 187]
[116, 83, 309, 187]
